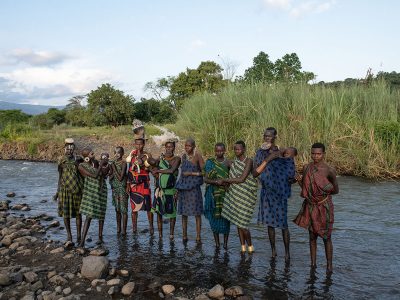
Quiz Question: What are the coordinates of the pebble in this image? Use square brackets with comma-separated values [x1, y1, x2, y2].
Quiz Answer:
[208, 284, 224, 299]
[0, 273, 11, 286]
[91, 279, 106, 287]
[121, 282, 135, 295]
[162, 284, 176, 295]
[63, 254, 74, 259]
[63, 287, 72, 295]
[47, 271, 57, 279]
[31, 280, 43, 292]
[7, 192, 16, 197]
[96, 286, 102, 292]
[50, 247, 64, 254]
[55, 286, 62, 293]
[106, 278, 121, 286]
[118, 269, 129, 277]
[23, 271, 38, 283]
[195, 295, 211, 300]
[89, 248, 108, 256]
[108, 286, 119, 295]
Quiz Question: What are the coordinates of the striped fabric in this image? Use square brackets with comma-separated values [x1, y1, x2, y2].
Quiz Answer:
[79, 162, 108, 220]
[221, 158, 258, 229]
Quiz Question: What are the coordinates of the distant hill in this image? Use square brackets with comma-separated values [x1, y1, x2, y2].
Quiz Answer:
[0, 101, 64, 115]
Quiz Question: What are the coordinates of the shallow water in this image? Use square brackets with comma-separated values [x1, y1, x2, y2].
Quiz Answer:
[1, 160, 399, 299]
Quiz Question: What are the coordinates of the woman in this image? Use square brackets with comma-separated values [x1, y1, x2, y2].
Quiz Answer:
[221, 141, 258, 253]
[78, 148, 110, 247]
[204, 142, 231, 249]
[176, 138, 204, 243]
[151, 141, 181, 239]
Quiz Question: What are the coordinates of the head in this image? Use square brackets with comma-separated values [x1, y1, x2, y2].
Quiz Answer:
[184, 138, 196, 154]
[164, 141, 176, 156]
[82, 148, 94, 162]
[263, 127, 277, 144]
[283, 147, 298, 158]
[214, 142, 226, 159]
[100, 152, 109, 161]
[311, 143, 325, 164]
[64, 138, 75, 156]
[233, 140, 246, 158]
[114, 146, 124, 159]
[134, 138, 145, 152]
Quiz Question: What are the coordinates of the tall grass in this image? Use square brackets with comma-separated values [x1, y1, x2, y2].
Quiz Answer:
[175, 80, 400, 179]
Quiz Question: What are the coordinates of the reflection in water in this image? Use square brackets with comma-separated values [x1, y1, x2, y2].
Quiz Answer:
[1, 160, 399, 299]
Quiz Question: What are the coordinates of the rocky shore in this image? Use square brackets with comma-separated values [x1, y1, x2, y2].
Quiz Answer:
[0, 194, 252, 300]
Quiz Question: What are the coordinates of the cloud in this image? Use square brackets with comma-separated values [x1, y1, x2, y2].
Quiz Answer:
[0, 63, 114, 105]
[262, 0, 335, 17]
[190, 39, 206, 49]
[7, 49, 73, 66]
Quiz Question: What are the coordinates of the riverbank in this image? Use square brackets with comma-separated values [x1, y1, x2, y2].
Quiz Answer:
[0, 195, 250, 300]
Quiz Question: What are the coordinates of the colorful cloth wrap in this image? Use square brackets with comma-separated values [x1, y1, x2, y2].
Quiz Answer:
[127, 150, 151, 212]
[221, 158, 258, 229]
[79, 162, 108, 220]
[203, 158, 230, 234]
[151, 158, 178, 219]
[256, 149, 295, 229]
[176, 155, 204, 216]
[109, 160, 128, 214]
[57, 156, 83, 218]
[293, 163, 335, 239]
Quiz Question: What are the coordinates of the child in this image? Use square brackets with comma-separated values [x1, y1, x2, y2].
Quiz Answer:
[109, 147, 128, 235]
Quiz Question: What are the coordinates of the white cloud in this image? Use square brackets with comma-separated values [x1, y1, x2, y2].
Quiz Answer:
[7, 48, 73, 66]
[262, 0, 335, 17]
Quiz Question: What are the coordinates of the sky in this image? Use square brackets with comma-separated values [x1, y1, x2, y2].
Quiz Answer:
[0, 0, 399, 106]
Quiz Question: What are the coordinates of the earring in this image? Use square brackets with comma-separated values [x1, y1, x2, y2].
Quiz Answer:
[84, 157, 90, 162]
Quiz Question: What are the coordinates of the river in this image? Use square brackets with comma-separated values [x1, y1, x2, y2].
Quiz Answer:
[0, 160, 399, 299]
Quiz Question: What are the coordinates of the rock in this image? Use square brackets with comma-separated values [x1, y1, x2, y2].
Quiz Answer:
[50, 247, 64, 254]
[121, 282, 135, 296]
[85, 287, 91, 292]
[80, 256, 109, 280]
[43, 292, 57, 300]
[14, 237, 30, 245]
[21, 206, 31, 211]
[0, 273, 11, 286]
[31, 280, 44, 292]
[7, 192, 16, 197]
[75, 248, 86, 255]
[118, 269, 129, 277]
[47, 271, 57, 279]
[195, 295, 210, 300]
[40, 200, 48, 203]
[162, 284, 175, 295]
[65, 273, 75, 280]
[23, 271, 38, 283]
[91, 279, 106, 287]
[64, 241, 74, 250]
[10, 272, 23, 283]
[108, 286, 119, 295]
[89, 248, 108, 256]
[159, 291, 165, 298]
[225, 286, 244, 297]
[63, 254, 74, 259]
[96, 286, 102, 292]
[63, 287, 72, 295]
[48, 221, 60, 228]
[148, 280, 162, 289]
[55, 286, 62, 293]
[208, 284, 225, 299]
[108, 267, 116, 276]
[9, 242, 20, 250]
[49, 275, 68, 286]
[20, 294, 35, 300]
[106, 278, 121, 286]
[236, 296, 252, 300]
[1, 235, 13, 246]
[0, 201, 9, 211]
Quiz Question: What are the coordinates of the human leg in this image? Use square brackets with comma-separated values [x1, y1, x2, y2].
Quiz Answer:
[157, 214, 163, 238]
[147, 211, 154, 235]
[115, 210, 121, 234]
[121, 213, 127, 235]
[98, 220, 104, 244]
[223, 233, 229, 250]
[323, 237, 333, 273]
[282, 228, 290, 262]
[195, 215, 201, 242]
[213, 232, 220, 248]
[170, 217, 176, 239]
[63, 217, 72, 242]
[309, 231, 318, 268]
[76, 214, 82, 243]
[131, 212, 138, 234]
[182, 215, 188, 241]
[79, 217, 92, 248]
[268, 226, 277, 257]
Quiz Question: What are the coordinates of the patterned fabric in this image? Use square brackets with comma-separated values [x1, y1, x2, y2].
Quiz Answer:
[151, 158, 178, 219]
[109, 160, 128, 214]
[203, 158, 230, 234]
[221, 158, 258, 229]
[293, 163, 335, 239]
[79, 162, 108, 220]
[258, 157, 295, 229]
[127, 150, 151, 212]
[57, 156, 83, 218]
[176, 156, 203, 216]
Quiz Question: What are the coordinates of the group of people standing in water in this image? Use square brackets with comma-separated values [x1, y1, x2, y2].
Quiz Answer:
[55, 127, 339, 273]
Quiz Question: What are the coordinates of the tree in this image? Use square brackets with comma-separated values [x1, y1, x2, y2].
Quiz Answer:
[144, 77, 174, 101]
[243, 51, 275, 83]
[86, 83, 135, 126]
[169, 61, 226, 110]
[133, 98, 176, 124]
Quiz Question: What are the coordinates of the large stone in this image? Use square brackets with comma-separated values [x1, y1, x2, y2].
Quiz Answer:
[1, 235, 13, 246]
[50, 247, 64, 254]
[121, 282, 135, 296]
[0, 200, 9, 211]
[106, 278, 121, 286]
[162, 284, 175, 295]
[6, 192, 16, 197]
[31, 280, 44, 292]
[23, 271, 38, 283]
[224, 286, 244, 297]
[91, 279, 106, 287]
[9, 242, 20, 250]
[63, 287, 72, 295]
[208, 284, 225, 299]
[80, 256, 109, 280]
[195, 295, 210, 300]
[0, 273, 11, 286]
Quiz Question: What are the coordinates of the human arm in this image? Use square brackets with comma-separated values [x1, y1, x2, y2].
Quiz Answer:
[78, 164, 101, 178]
[156, 157, 181, 174]
[112, 161, 126, 182]
[295, 166, 306, 187]
[328, 167, 339, 194]
[223, 158, 253, 184]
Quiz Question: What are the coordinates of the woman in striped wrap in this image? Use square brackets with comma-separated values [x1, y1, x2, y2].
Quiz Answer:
[221, 141, 258, 253]
[78, 148, 110, 247]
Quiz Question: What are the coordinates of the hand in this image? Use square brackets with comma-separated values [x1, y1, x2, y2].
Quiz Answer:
[215, 179, 224, 186]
